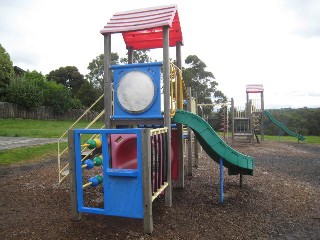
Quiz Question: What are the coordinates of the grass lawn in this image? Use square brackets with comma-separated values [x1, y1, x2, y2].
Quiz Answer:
[0, 118, 104, 138]
[0, 143, 58, 165]
[264, 135, 320, 144]
[0, 118, 101, 165]
[0, 119, 318, 165]
[217, 132, 319, 144]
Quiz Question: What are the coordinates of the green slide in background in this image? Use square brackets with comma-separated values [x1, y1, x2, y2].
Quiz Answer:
[173, 110, 254, 175]
[263, 110, 305, 141]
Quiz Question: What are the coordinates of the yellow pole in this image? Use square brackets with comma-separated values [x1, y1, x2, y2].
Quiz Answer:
[82, 182, 92, 189]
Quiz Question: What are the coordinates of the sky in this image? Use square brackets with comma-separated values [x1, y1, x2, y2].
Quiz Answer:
[1, 0, 320, 109]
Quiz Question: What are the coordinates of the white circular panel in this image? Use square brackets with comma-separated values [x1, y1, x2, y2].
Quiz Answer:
[117, 71, 155, 113]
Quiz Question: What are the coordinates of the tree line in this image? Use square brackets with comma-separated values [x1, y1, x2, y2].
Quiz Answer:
[208, 107, 320, 136]
[0, 43, 225, 114]
[1, 43, 318, 135]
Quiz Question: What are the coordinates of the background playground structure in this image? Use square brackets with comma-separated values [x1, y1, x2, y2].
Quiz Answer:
[231, 84, 306, 145]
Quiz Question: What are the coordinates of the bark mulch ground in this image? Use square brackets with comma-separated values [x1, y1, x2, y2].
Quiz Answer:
[0, 140, 319, 239]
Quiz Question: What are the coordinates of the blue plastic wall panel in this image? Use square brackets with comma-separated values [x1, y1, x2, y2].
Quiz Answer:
[74, 128, 144, 219]
[111, 62, 163, 119]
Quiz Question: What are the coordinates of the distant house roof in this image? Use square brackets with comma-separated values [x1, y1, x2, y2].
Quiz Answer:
[246, 84, 264, 93]
[100, 4, 183, 50]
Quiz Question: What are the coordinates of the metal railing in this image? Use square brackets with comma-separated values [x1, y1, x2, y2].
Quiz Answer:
[170, 62, 186, 115]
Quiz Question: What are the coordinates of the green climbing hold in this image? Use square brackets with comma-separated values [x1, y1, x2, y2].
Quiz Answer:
[93, 156, 103, 166]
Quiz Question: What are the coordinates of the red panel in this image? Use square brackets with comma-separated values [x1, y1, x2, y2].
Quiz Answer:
[111, 134, 137, 169]
[110, 131, 180, 180]
[171, 129, 179, 180]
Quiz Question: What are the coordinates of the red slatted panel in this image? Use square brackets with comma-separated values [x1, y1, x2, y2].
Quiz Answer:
[100, 5, 183, 50]
[246, 84, 264, 93]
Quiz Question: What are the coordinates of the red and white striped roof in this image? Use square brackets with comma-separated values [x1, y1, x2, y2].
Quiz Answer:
[246, 84, 264, 93]
[100, 5, 183, 50]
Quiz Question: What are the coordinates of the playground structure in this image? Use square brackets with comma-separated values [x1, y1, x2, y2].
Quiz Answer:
[231, 84, 265, 144]
[231, 84, 305, 144]
[65, 5, 254, 234]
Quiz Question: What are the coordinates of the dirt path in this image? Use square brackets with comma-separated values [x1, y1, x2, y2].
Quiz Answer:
[0, 137, 66, 150]
[0, 141, 319, 239]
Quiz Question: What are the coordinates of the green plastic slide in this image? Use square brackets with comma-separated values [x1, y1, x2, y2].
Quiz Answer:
[263, 110, 305, 141]
[173, 109, 254, 175]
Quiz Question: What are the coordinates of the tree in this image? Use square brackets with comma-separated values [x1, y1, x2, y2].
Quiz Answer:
[47, 66, 85, 96]
[76, 81, 101, 108]
[6, 69, 81, 112]
[0, 44, 14, 100]
[43, 81, 79, 113]
[13, 66, 25, 76]
[86, 53, 119, 89]
[120, 50, 153, 64]
[6, 71, 45, 108]
[182, 55, 226, 117]
[24, 70, 46, 87]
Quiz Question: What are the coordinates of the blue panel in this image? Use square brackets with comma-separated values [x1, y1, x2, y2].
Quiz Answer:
[111, 62, 163, 119]
[106, 169, 138, 177]
[104, 130, 143, 219]
[74, 128, 144, 219]
[104, 176, 143, 218]
[74, 132, 84, 211]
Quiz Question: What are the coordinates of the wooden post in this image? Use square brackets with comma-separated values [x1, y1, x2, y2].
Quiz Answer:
[194, 139, 199, 167]
[249, 101, 254, 144]
[231, 98, 235, 145]
[261, 91, 265, 141]
[68, 130, 81, 221]
[194, 99, 199, 167]
[219, 158, 224, 204]
[246, 91, 249, 109]
[176, 41, 184, 188]
[127, 46, 133, 64]
[187, 87, 193, 176]
[142, 129, 153, 234]
[163, 26, 172, 207]
[103, 34, 112, 129]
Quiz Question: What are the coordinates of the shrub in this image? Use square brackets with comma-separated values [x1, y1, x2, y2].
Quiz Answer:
[6, 76, 44, 108]
[43, 81, 79, 113]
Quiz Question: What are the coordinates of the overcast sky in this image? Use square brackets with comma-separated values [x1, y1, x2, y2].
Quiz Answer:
[1, 0, 319, 109]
